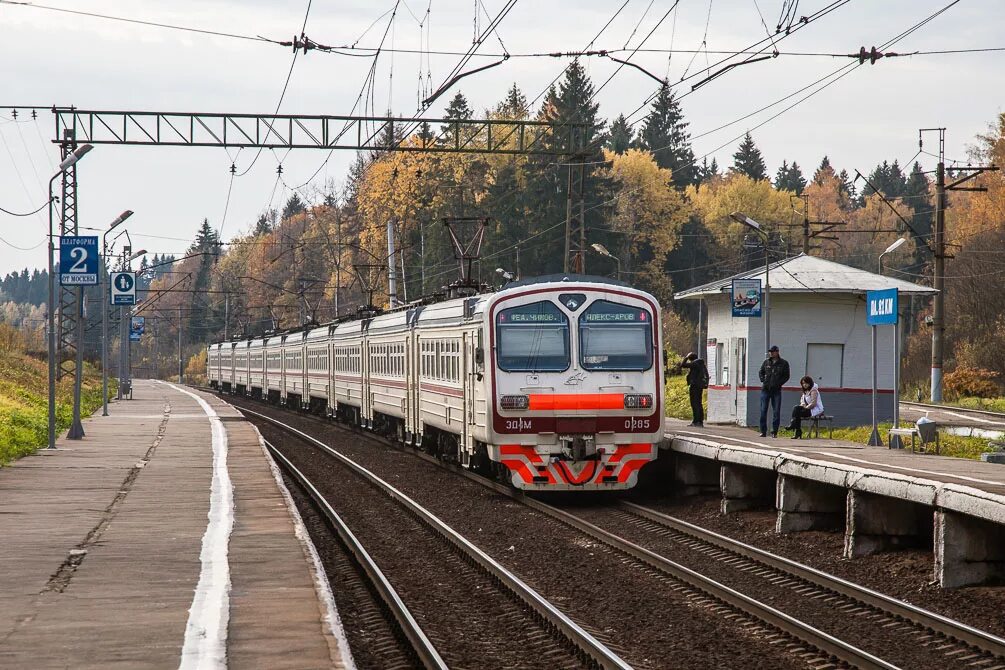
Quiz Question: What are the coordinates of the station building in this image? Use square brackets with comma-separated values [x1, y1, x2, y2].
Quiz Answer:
[674, 254, 937, 427]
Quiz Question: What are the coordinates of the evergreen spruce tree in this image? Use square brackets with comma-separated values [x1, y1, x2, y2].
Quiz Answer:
[694, 157, 720, 184]
[837, 168, 856, 206]
[813, 155, 835, 185]
[495, 83, 529, 119]
[190, 218, 220, 254]
[253, 213, 272, 237]
[903, 161, 933, 266]
[607, 114, 633, 155]
[281, 193, 306, 221]
[637, 86, 694, 188]
[440, 91, 474, 144]
[523, 60, 607, 273]
[774, 161, 806, 193]
[731, 133, 767, 180]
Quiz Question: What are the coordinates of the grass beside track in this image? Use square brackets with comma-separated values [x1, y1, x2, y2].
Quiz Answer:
[0, 349, 109, 465]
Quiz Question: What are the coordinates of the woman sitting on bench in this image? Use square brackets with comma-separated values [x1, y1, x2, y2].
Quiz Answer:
[787, 376, 824, 439]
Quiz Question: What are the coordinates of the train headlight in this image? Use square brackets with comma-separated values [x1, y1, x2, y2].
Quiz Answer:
[623, 394, 653, 409]
[500, 394, 530, 410]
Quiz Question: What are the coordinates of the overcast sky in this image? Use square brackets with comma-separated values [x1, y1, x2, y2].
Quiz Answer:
[1, 0, 1002, 274]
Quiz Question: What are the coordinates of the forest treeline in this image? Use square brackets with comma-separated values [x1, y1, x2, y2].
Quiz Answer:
[4, 62, 1004, 389]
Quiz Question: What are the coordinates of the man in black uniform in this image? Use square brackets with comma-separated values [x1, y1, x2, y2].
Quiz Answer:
[679, 352, 709, 427]
[758, 345, 790, 437]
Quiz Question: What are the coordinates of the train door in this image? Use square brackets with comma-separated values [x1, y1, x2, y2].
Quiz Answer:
[365, 337, 373, 427]
[405, 331, 416, 442]
[462, 331, 472, 461]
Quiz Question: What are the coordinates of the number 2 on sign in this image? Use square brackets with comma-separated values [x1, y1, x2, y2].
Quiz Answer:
[69, 247, 88, 273]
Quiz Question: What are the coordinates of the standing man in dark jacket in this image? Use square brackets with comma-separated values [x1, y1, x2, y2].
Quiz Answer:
[758, 345, 790, 437]
[679, 352, 709, 427]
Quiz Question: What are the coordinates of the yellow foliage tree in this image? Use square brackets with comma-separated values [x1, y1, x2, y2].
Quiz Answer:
[687, 172, 793, 252]
[600, 148, 690, 302]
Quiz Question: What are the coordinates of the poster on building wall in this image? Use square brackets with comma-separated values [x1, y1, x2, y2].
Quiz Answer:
[706, 338, 718, 385]
[731, 278, 762, 317]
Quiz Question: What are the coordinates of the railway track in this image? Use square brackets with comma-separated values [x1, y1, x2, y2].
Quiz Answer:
[264, 441, 446, 670]
[901, 400, 1005, 423]
[218, 391, 1005, 669]
[247, 407, 633, 670]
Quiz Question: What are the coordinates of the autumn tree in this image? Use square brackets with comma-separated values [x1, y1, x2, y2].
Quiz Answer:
[731, 133, 767, 181]
[599, 149, 689, 301]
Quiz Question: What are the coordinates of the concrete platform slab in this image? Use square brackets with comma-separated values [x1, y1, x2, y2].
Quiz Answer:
[663, 417, 1005, 587]
[0, 380, 351, 669]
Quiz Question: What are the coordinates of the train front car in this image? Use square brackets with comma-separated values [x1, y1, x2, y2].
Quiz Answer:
[485, 276, 663, 491]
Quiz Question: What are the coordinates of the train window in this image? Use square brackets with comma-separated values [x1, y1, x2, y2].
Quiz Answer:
[495, 301, 570, 372]
[579, 300, 653, 371]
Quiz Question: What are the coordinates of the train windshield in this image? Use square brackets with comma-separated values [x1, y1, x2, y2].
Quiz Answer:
[496, 301, 570, 372]
[579, 300, 653, 371]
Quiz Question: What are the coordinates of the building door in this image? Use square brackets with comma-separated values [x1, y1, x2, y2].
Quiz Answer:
[806, 343, 843, 388]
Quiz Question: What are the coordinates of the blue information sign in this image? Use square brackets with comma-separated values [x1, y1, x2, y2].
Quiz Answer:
[731, 278, 762, 317]
[866, 288, 898, 325]
[110, 271, 136, 305]
[129, 316, 145, 342]
[59, 236, 99, 285]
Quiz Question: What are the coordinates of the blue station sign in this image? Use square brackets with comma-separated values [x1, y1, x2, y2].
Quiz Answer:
[59, 236, 99, 285]
[866, 288, 899, 326]
[129, 316, 145, 341]
[731, 278, 762, 318]
[110, 271, 137, 305]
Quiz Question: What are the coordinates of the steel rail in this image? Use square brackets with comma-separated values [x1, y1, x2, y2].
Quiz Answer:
[901, 400, 1005, 422]
[261, 439, 448, 670]
[619, 501, 1005, 660]
[241, 407, 634, 670]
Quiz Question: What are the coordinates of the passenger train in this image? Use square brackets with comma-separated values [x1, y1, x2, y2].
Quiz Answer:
[208, 275, 664, 491]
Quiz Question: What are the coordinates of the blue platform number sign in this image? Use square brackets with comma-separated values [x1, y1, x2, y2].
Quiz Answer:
[731, 278, 762, 318]
[867, 288, 898, 326]
[110, 271, 136, 306]
[59, 236, 99, 286]
[129, 316, 145, 342]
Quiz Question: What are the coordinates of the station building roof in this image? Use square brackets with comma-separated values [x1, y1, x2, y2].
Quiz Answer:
[674, 253, 938, 301]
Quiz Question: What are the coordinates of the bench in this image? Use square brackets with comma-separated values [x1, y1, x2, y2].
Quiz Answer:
[808, 414, 834, 439]
[889, 422, 940, 454]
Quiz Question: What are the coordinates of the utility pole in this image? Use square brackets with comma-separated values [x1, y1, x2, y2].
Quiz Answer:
[387, 219, 398, 308]
[177, 304, 183, 383]
[921, 127, 999, 402]
[782, 194, 845, 254]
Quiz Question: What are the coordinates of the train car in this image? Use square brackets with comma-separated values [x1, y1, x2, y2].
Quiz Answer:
[264, 335, 282, 403]
[331, 318, 365, 425]
[209, 275, 663, 491]
[366, 309, 411, 439]
[281, 331, 307, 408]
[235, 339, 251, 396]
[480, 276, 662, 489]
[248, 337, 265, 398]
[207, 342, 221, 389]
[223, 341, 237, 393]
[305, 325, 331, 414]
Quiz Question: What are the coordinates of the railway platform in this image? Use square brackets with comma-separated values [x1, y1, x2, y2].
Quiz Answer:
[663, 418, 1005, 588]
[0, 380, 351, 669]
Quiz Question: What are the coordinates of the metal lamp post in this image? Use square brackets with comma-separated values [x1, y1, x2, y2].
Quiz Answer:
[101, 210, 134, 416]
[730, 212, 771, 357]
[47, 144, 94, 450]
[118, 248, 146, 400]
[590, 243, 621, 281]
[879, 237, 908, 447]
